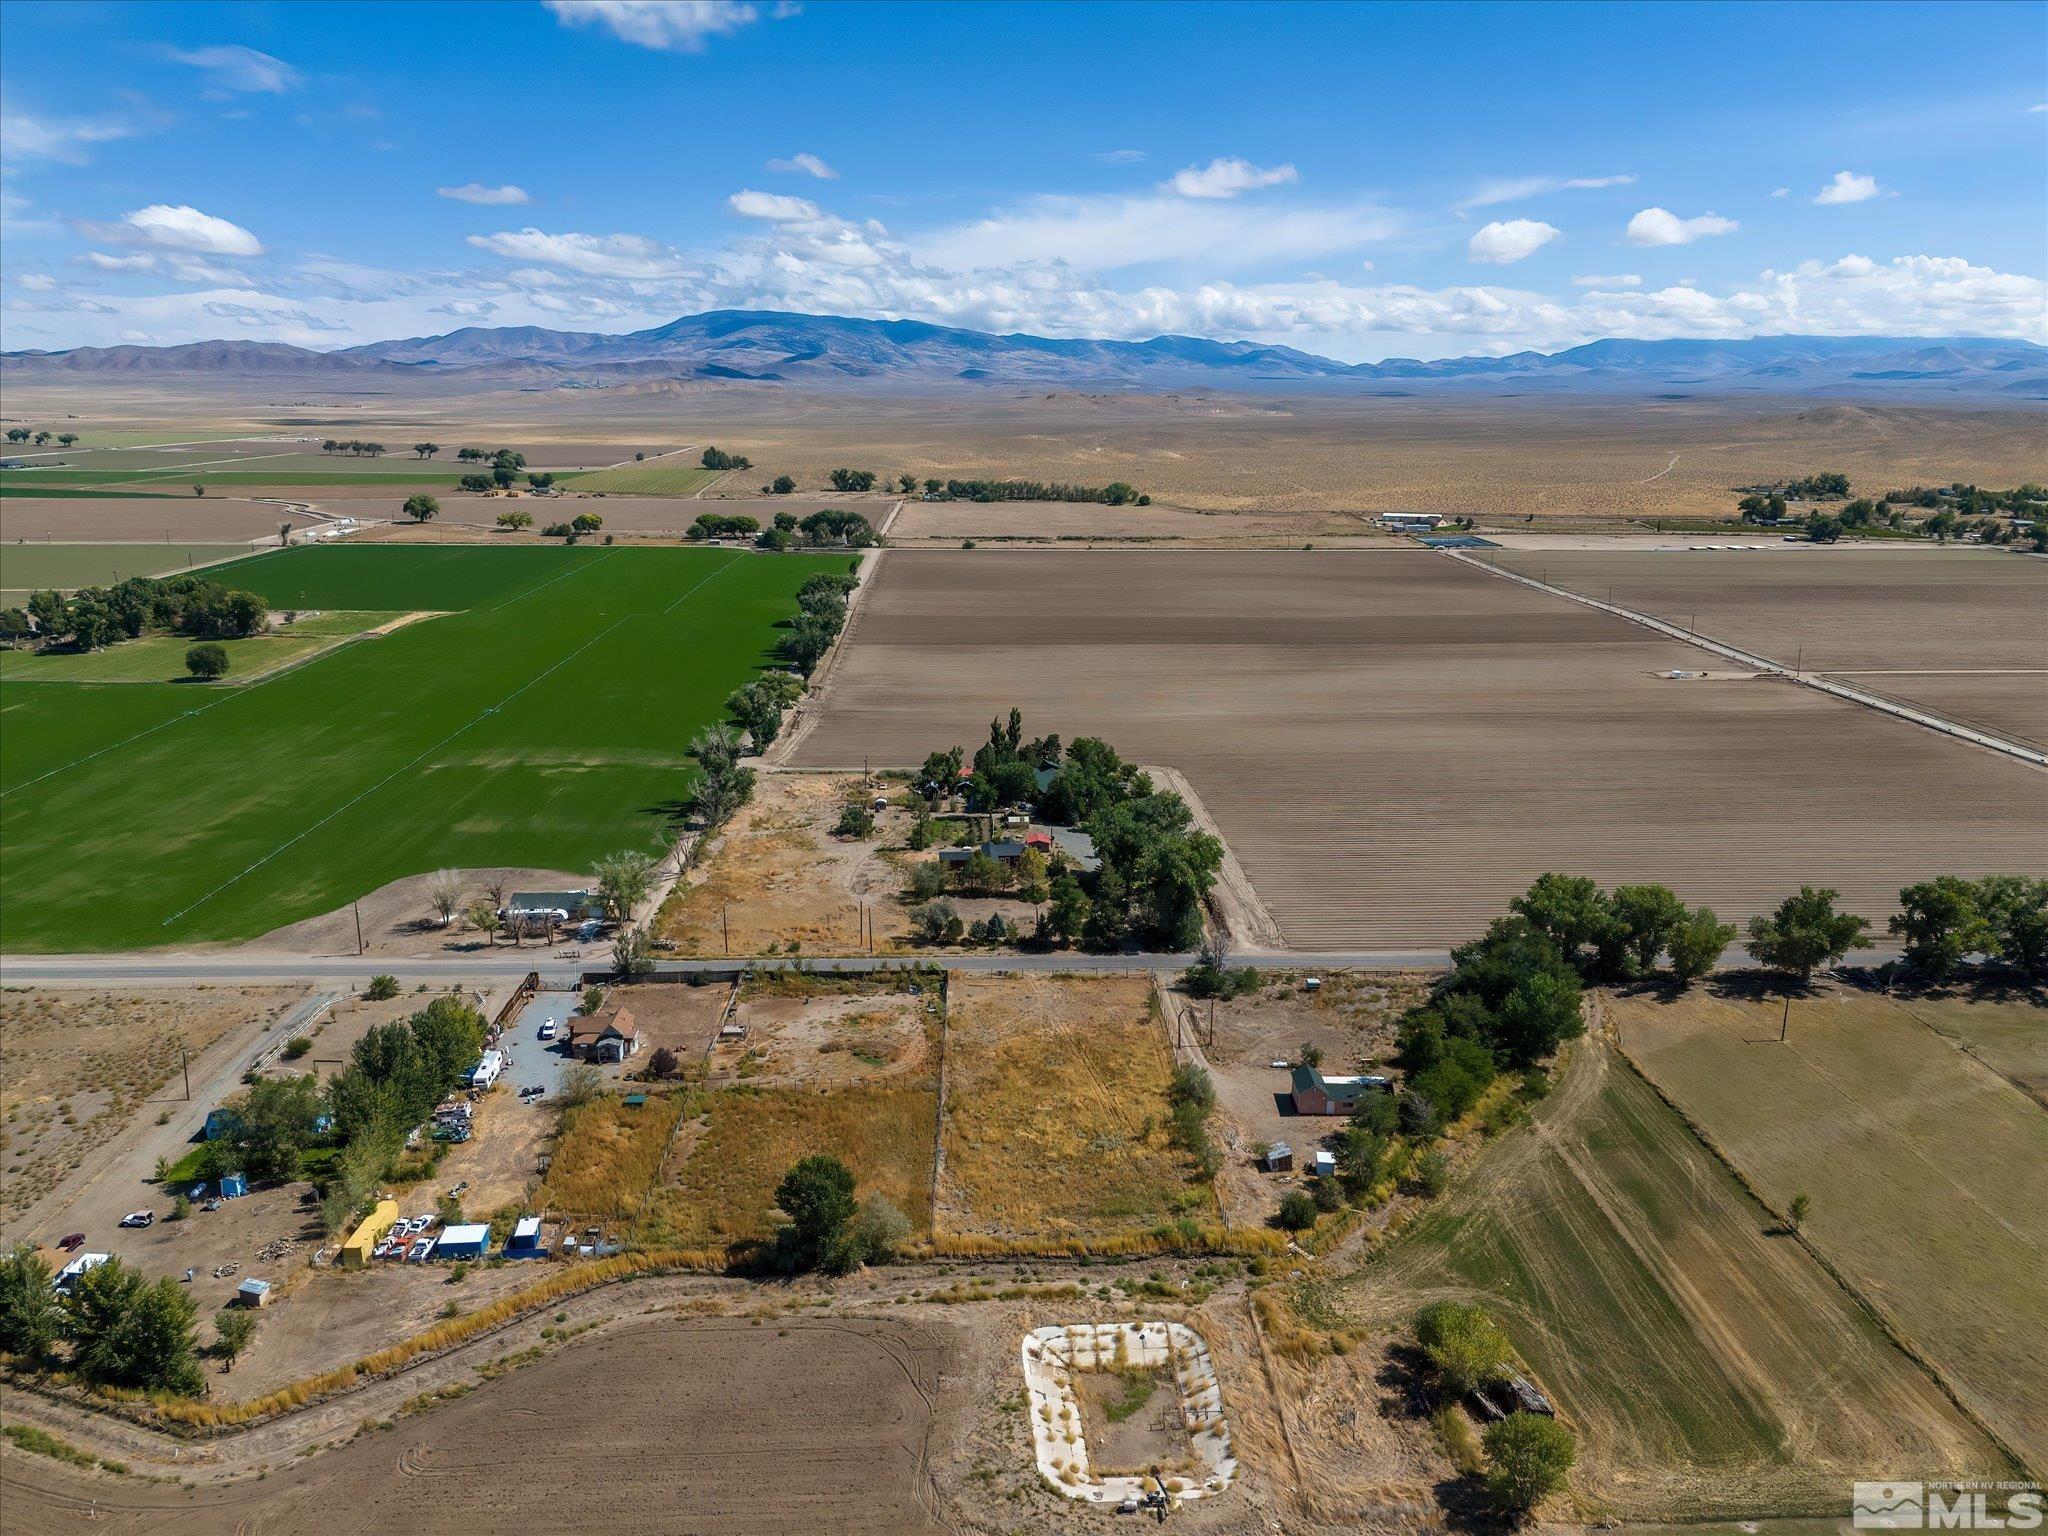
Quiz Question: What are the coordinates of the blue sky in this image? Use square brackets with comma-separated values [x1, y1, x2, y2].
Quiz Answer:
[2, 0, 2043, 359]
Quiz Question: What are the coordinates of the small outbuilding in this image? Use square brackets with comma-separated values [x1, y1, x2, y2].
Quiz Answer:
[434, 1224, 490, 1261]
[236, 1278, 272, 1308]
[505, 1215, 545, 1258]
[219, 1172, 249, 1199]
[1261, 1142, 1294, 1173]
[1312, 1149, 1337, 1179]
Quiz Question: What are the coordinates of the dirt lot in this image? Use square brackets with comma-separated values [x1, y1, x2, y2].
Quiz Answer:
[714, 987, 932, 1088]
[936, 973, 1207, 1240]
[1612, 982, 2048, 1472]
[1488, 545, 2047, 745]
[1184, 971, 1429, 1226]
[0, 988, 302, 1227]
[594, 979, 733, 1064]
[657, 772, 917, 955]
[789, 548, 2046, 947]
[0, 1315, 953, 1535]
[246, 864, 587, 957]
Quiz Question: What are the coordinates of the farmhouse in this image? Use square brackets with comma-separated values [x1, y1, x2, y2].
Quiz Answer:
[1290, 1064, 1389, 1116]
[1378, 512, 1445, 531]
[566, 1006, 640, 1063]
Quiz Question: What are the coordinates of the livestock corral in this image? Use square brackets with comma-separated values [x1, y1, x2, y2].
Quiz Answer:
[788, 547, 2044, 947]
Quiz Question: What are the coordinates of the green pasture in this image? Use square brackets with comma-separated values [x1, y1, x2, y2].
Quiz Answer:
[0, 543, 256, 595]
[0, 610, 398, 684]
[0, 544, 843, 950]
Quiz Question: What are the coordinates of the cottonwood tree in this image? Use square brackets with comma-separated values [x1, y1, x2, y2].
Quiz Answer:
[463, 901, 500, 946]
[1667, 906, 1735, 985]
[1414, 1301, 1508, 1397]
[1483, 1413, 1576, 1519]
[0, 1244, 61, 1361]
[1889, 876, 1992, 980]
[412, 442, 440, 460]
[403, 494, 439, 523]
[773, 1154, 860, 1273]
[594, 849, 657, 921]
[211, 1307, 257, 1371]
[1746, 887, 1868, 984]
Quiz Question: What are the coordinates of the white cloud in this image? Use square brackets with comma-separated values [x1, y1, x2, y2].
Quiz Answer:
[1626, 207, 1738, 246]
[0, 108, 140, 165]
[438, 182, 531, 205]
[543, 1, 763, 52]
[728, 189, 822, 222]
[1815, 170, 1883, 205]
[466, 227, 685, 278]
[1468, 218, 1561, 264]
[1572, 273, 1641, 287]
[166, 45, 301, 94]
[919, 191, 1398, 273]
[765, 152, 835, 179]
[1458, 173, 1635, 209]
[1165, 157, 1299, 199]
[81, 250, 159, 272]
[1093, 148, 1147, 165]
[83, 205, 266, 257]
[1770, 187, 1790, 198]
[430, 298, 499, 319]
[14, 272, 57, 292]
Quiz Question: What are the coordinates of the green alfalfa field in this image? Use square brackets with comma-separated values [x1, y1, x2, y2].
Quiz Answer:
[0, 543, 845, 951]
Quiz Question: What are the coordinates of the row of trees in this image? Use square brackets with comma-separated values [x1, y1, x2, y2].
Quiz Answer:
[924, 477, 1147, 506]
[699, 446, 752, 471]
[725, 670, 804, 751]
[774, 569, 860, 674]
[11, 574, 268, 653]
[1738, 477, 2047, 549]
[1890, 874, 2047, 980]
[4, 428, 77, 447]
[318, 439, 387, 457]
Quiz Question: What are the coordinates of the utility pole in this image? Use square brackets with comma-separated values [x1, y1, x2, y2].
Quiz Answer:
[181, 1040, 191, 1101]
[1780, 996, 1791, 1042]
[354, 902, 365, 955]
[722, 904, 730, 957]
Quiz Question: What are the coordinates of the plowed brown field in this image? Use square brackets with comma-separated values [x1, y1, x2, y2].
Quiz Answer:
[789, 549, 2045, 947]
[1486, 545, 2048, 746]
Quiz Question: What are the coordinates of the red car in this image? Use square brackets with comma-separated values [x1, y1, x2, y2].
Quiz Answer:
[57, 1233, 85, 1252]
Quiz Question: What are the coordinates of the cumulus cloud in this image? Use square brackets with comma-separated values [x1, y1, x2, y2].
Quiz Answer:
[430, 298, 499, 319]
[1468, 218, 1561, 264]
[1815, 170, 1884, 205]
[166, 45, 301, 94]
[81, 205, 266, 257]
[1458, 173, 1635, 209]
[14, 272, 57, 292]
[728, 189, 822, 222]
[438, 182, 531, 205]
[0, 108, 141, 164]
[543, 1, 764, 52]
[1626, 207, 1738, 246]
[1166, 157, 1299, 199]
[1572, 273, 1641, 287]
[466, 227, 685, 278]
[765, 152, 835, 179]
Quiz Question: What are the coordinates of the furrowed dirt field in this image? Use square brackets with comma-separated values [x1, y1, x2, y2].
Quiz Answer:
[1611, 984, 2048, 1471]
[789, 549, 2045, 947]
[887, 498, 1365, 544]
[1335, 1037, 2012, 1519]
[1487, 546, 2048, 746]
[0, 1316, 952, 1535]
[0, 497, 327, 543]
[936, 973, 1207, 1241]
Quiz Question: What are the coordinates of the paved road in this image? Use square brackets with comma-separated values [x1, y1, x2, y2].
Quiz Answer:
[0, 945, 1907, 988]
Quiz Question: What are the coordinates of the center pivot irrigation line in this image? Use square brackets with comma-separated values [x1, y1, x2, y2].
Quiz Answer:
[157, 553, 741, 929]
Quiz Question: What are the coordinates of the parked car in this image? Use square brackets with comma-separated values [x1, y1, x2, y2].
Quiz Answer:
[57, 1232, 86, 1252]
[537, 1019, 558, 1041]
[406, 1237, 433, 1262]
[119, 1210, 155, 1228]
[202, 1198, 223, 1213]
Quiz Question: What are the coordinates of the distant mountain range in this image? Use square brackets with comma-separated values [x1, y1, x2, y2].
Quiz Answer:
[6, 311, 2043, 397]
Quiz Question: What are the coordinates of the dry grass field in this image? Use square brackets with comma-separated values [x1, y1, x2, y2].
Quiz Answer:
[656, 772, 915, 955]
[0, 1316, 953, 1534]
[887, 498, 1362, 544]
[1889, 992, 2048, 1103]
[1488, 545, 2048, 745]
[1611, 985, 2048, 1472]
[1337, 1038, 2012, 1519]
[534, 1090, 689, 1222]
[789, 548, 2043, 947]
[0, 496, 327, 543]
[14, 385, 2041, 522]
[0, 987, 300, 1225]
[935, 973, 1208, 1240]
